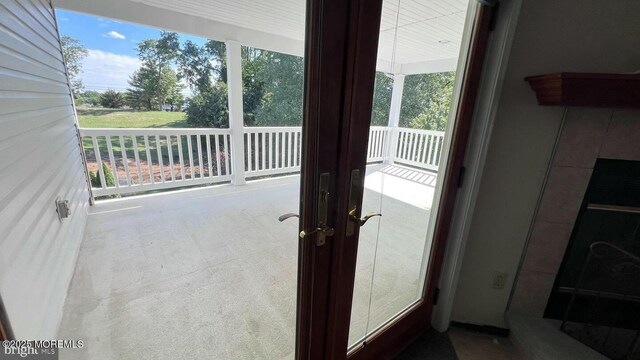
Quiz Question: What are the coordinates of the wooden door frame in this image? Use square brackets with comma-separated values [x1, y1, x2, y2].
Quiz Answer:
[296, 1, 497, 359]
[345, 4, 496, 359]
[339, 4, 496, 360]
[295, 0, 358, 358]
[324, 0, 385, 358]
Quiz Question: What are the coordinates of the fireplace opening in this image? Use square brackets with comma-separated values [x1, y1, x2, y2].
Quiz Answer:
[545, 159, 640, 360]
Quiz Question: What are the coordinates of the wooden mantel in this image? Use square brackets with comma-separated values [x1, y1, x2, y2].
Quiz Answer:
[525, 72, 640, 109]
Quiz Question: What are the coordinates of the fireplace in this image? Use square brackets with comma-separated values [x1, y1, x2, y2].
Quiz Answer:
[508, 107, 640, 359]
[544, 159, 640, 359]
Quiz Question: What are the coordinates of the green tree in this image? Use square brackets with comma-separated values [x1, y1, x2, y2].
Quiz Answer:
[153, 67, 181, 110]
[60, 35, 88, 96]
[176, 40, 215, 93]
[177, 40, 273, 127]
[400, 72, 455, 131]
[371, 72, 393, 126]
[99, 90, 126, 108]
[205, 40, 227, 83]
[126, 69, 148, 110]
[76, 90, 101, 106]
[135, 31, 180, 109]
[185, 84, 229, 128]
[174, 39, 229, 127]
[240, 47, 266, 126]
[166, 82, 185, 111]
[126, 64, 180, 110]
[253, 51, 304, 126]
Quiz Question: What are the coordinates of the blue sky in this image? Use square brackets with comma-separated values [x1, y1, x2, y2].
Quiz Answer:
[55, 9, 206, 93]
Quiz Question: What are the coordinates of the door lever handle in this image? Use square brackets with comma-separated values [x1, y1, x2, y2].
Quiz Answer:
[299, 224, 335, 239]
[278, 213, 299, 222]
[279, 213, 334, 243]
[349, 209, 382, 226]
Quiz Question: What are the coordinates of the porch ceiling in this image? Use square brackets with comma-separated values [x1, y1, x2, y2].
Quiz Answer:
[53, 0, 467, 74]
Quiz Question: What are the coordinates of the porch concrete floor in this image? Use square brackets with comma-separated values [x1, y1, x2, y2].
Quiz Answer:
[58, 164, 437, 359]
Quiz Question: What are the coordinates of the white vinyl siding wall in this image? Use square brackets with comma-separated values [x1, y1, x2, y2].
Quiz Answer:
[0, 0, 89, 339]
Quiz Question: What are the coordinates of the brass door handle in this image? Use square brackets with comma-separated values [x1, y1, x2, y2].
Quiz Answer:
[280, 172, 333, 247]
[300, 224, 335, 239]
[279, 213, 334, 242]
[278, 213, 299, 222]
[349, 209, 382, 226]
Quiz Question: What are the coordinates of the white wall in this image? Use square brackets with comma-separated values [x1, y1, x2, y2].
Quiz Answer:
[0, 0, 89, 338]
[451, 0, 640, 328]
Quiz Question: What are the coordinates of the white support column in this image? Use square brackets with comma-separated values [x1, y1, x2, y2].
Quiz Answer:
[384, 73, 405, 164]
[226, 40, 246, 185]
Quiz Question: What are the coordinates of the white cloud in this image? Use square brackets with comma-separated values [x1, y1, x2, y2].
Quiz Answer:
[103, 31, 126, 40]
[80, 50, 140, 92]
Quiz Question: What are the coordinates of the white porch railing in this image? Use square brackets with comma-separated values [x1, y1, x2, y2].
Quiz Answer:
[79, 128, 233, 196]
[392, 128, 445, 171]
[79, 126, 445, 197]
[368, 126, 389, 162]
[244, 127, 302, 178]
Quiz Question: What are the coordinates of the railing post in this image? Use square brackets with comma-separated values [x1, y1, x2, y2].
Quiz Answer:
[226, 40, 246, 185]
[384, 73, 405, 164]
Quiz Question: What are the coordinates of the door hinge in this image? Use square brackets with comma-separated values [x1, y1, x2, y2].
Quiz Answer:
[457, 166, 466, 188]
[489, 1, 500, 31]
[433, 287, 441, 306]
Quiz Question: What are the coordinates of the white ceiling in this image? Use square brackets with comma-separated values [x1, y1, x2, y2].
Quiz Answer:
[55, 0, 470, 74]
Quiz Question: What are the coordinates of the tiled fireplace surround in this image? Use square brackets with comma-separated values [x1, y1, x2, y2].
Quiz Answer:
[509, 108, 640, 317]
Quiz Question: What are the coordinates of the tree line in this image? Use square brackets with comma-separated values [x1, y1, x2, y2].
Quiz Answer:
[62, 33, 454, 131]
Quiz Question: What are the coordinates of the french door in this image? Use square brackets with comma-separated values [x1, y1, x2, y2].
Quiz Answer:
[295, 0, 496, 359]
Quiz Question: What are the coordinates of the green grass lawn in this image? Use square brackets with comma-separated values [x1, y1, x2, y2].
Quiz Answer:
[77, 106, 189, 128]
[78, 106, 195, 163]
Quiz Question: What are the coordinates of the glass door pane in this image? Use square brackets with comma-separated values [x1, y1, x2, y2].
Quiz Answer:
[348, 0, 475, 347]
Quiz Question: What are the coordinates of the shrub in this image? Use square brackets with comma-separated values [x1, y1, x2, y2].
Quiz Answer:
[99, 90, 126, 108]
[89, 170, 99, 188]
[76, 90, 102, 106]
[185, 84, 229, 128]
[89, 162, 119, 198]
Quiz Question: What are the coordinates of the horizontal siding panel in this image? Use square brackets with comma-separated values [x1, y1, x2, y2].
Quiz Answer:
[0, 117, 77, 171]
[1, 140, 81, 243]
[0, 2, 60, 51]
[0, 45, 68, 83]
[3, 172, 87, 339]
[0, 121, 76, 179]
[0, 134, 79, 252]
[0, 0, 88, 340]
[0, 23, 65, 71]
[28, 0, 57, 30]
[0, 71, 71, 94]
[4, 155, 84, 271]
[0, 106, 73, 140]
[0, 94, 72, 115]
[0, 5, 62, 62]
[34, 0, 55, 19]
[17, 0, 59, 38]
[0, 69, 71, 94]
